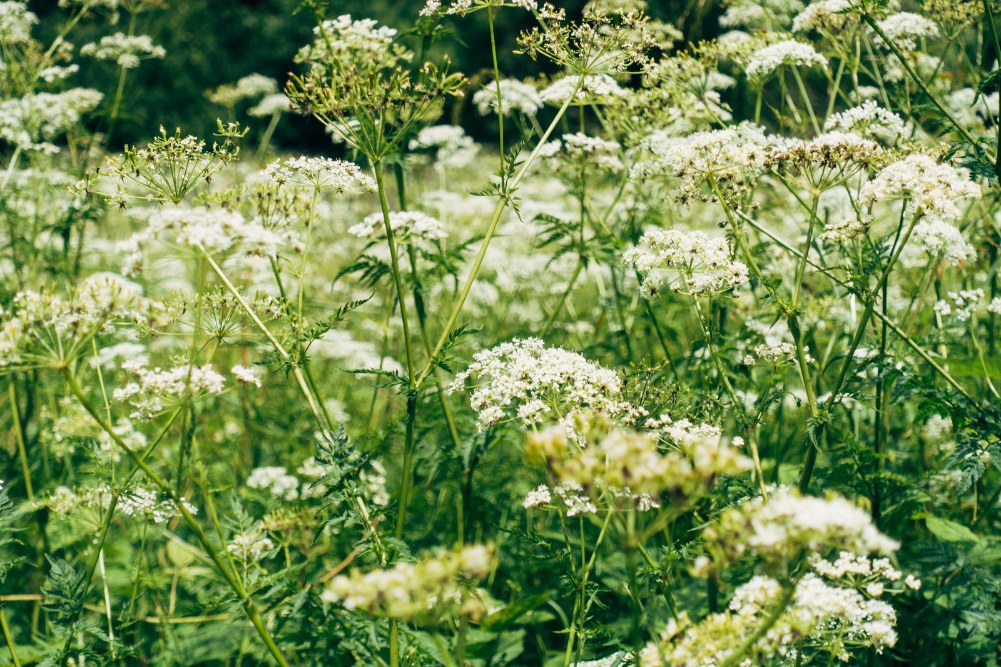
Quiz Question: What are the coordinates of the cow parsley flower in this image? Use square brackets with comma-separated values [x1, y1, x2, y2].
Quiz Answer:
[118, 207, 286, 275]
[522, 484, 552, 508]
[473, 79, 543, 116]
[207, 73, 278, 107]
[263, 156, 375, 191]
[449, 338, 630, 439]
[232, 364, 262, 387]
[0, 89, 104, 150]
[624, 229, 749, 298]
[120, 487, 198, 523]
[322, 545, 494, 621]
[872, 12, 938, 51]
[0, 2, 37, 44]
[538, 74, 627, 106]
[860, 154, 981, 220]
[114, 362, 226, 422]
[408, 125, 479, 170]
[792, 0, 856, 33]
[248, 93, 289, 117]
[80, 33, 166, 69]
[348, 210, 447, 242]
[745, 39, 828, 81]
[824, 101, 905, 142]
[911, 215, 976, 263]
[247, 466, 300, 501]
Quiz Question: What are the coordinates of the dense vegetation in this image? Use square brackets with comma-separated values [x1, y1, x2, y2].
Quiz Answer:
[2, 0, 1001, 666]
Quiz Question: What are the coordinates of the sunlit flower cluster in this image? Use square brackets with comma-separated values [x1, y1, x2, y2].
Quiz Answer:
[624, 229, 749, 298]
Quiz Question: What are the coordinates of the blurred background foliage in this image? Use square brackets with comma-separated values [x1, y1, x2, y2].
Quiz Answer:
[32, 0, 717, 152]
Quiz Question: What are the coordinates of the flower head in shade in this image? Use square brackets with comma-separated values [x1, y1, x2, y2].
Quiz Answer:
[80, 33, 166, 69]
[473, 79, 543, 116]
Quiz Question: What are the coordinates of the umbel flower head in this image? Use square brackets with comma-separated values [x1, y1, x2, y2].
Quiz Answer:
[624, 228, 750, 298]
[698, 487, 900, 578]
[80, 124, 246, 206]
[744, 39, 828, 82]
[322, 545, 494, 624]
[262, 156, 376, 191]
[287, 14, 466, 161]
[448, 337, 634, 442]
[0, 276, 155, 370]
[80, 33, 166, 69]
[473, 78, 543, 117]
[860, 153, 982, 220]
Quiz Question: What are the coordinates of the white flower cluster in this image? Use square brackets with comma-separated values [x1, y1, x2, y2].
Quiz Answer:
[539, 74, 627, 105]
[701, 487, 900, 574]
[860, 154, 981, 220]
[631, 125, 768, 206]
[745, 39, 828, 80]
[0, 1, 36, 43]
[555, 427, 751, 499]
[300, 15, 399, 70]
[939, 288, 984, 321]
[522, 484, 552, 509]
[539, 132, 623, 172]
[248, 93, 290, 117]
[322, 545, 494, 621]
[640, 571, 898, 667]
[449, 338, 629, 437]
[753, 342, 814, 365]
[0, 89, 104, 152]
[473, 79, 543, 116]
[873, 12, 939, 51]
[247, 466, 300, 501]
[988, 297, 1001, 315]
[44, 485, 112, 515]
[1, 279, 149, 368]
[912, 215, 976, 263]
[554, 480, 599, 516]
[80, 33, 166, 69]
[348, 210, 448, 242]
[207, 73, 278, 108]
[792, 0, 855, 33]
[624, 229, 750, 298]
[409, 124, 479, 170]
[262, 156, 376, 191]
[118, 207, 286, 275]
[824, 101, 905, 142]
[231, 364, 262, 387]
[819, 215, 871, 243]
[119, 487, 198, 523]
[113, 361, 225, 422]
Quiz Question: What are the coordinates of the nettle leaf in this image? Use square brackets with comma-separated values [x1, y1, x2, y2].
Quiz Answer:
[926, 516, 981, 544]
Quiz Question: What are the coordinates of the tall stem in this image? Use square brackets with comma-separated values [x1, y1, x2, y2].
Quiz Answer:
[63, 370, 292, 667]
[0, 607, 20, 667]
[8, 380, 32, 499]
[790, 65, 821, 136]
[415, 78, 584, 387]
[297, 186, 320, 335]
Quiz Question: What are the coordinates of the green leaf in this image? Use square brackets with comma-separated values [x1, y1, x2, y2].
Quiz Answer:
[481, 592, 552, 631]
[975, 69, 1001, 103]
[926, 516, 981, 544]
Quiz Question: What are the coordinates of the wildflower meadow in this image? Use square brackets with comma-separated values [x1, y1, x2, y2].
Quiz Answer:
[1, 0, 1000, 664]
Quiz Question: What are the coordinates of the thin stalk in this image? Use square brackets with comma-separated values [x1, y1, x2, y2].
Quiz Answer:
[540, 257, 584, 338]
[0, 607, 20, 667]
[825, 56, 846, 121]
[863, 15, 987, 152]
[415, 77, 584, 388]
[799, 209, 925, 492]
[8, 381, 32, 499]
[297, 186, 321, 334]
[63, 370, 292, 667]
[717, 584, 797, 667]
[255, 111, 282, 163]
[488, 7, 505, 168]
[790, 65, 821, 135]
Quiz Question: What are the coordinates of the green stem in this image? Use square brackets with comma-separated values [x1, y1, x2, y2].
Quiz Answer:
[63, 370, 291, 667]
[0, 607, 20, 667]
[415, 77, 584, 388]
[8, 381, 31, 499]
[297, 186, 320, 336]
[863, 15, 987, 152]
[790, 65, 821, 136]
[540, 257, 584, 338]
[717, 584, 797, 667]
